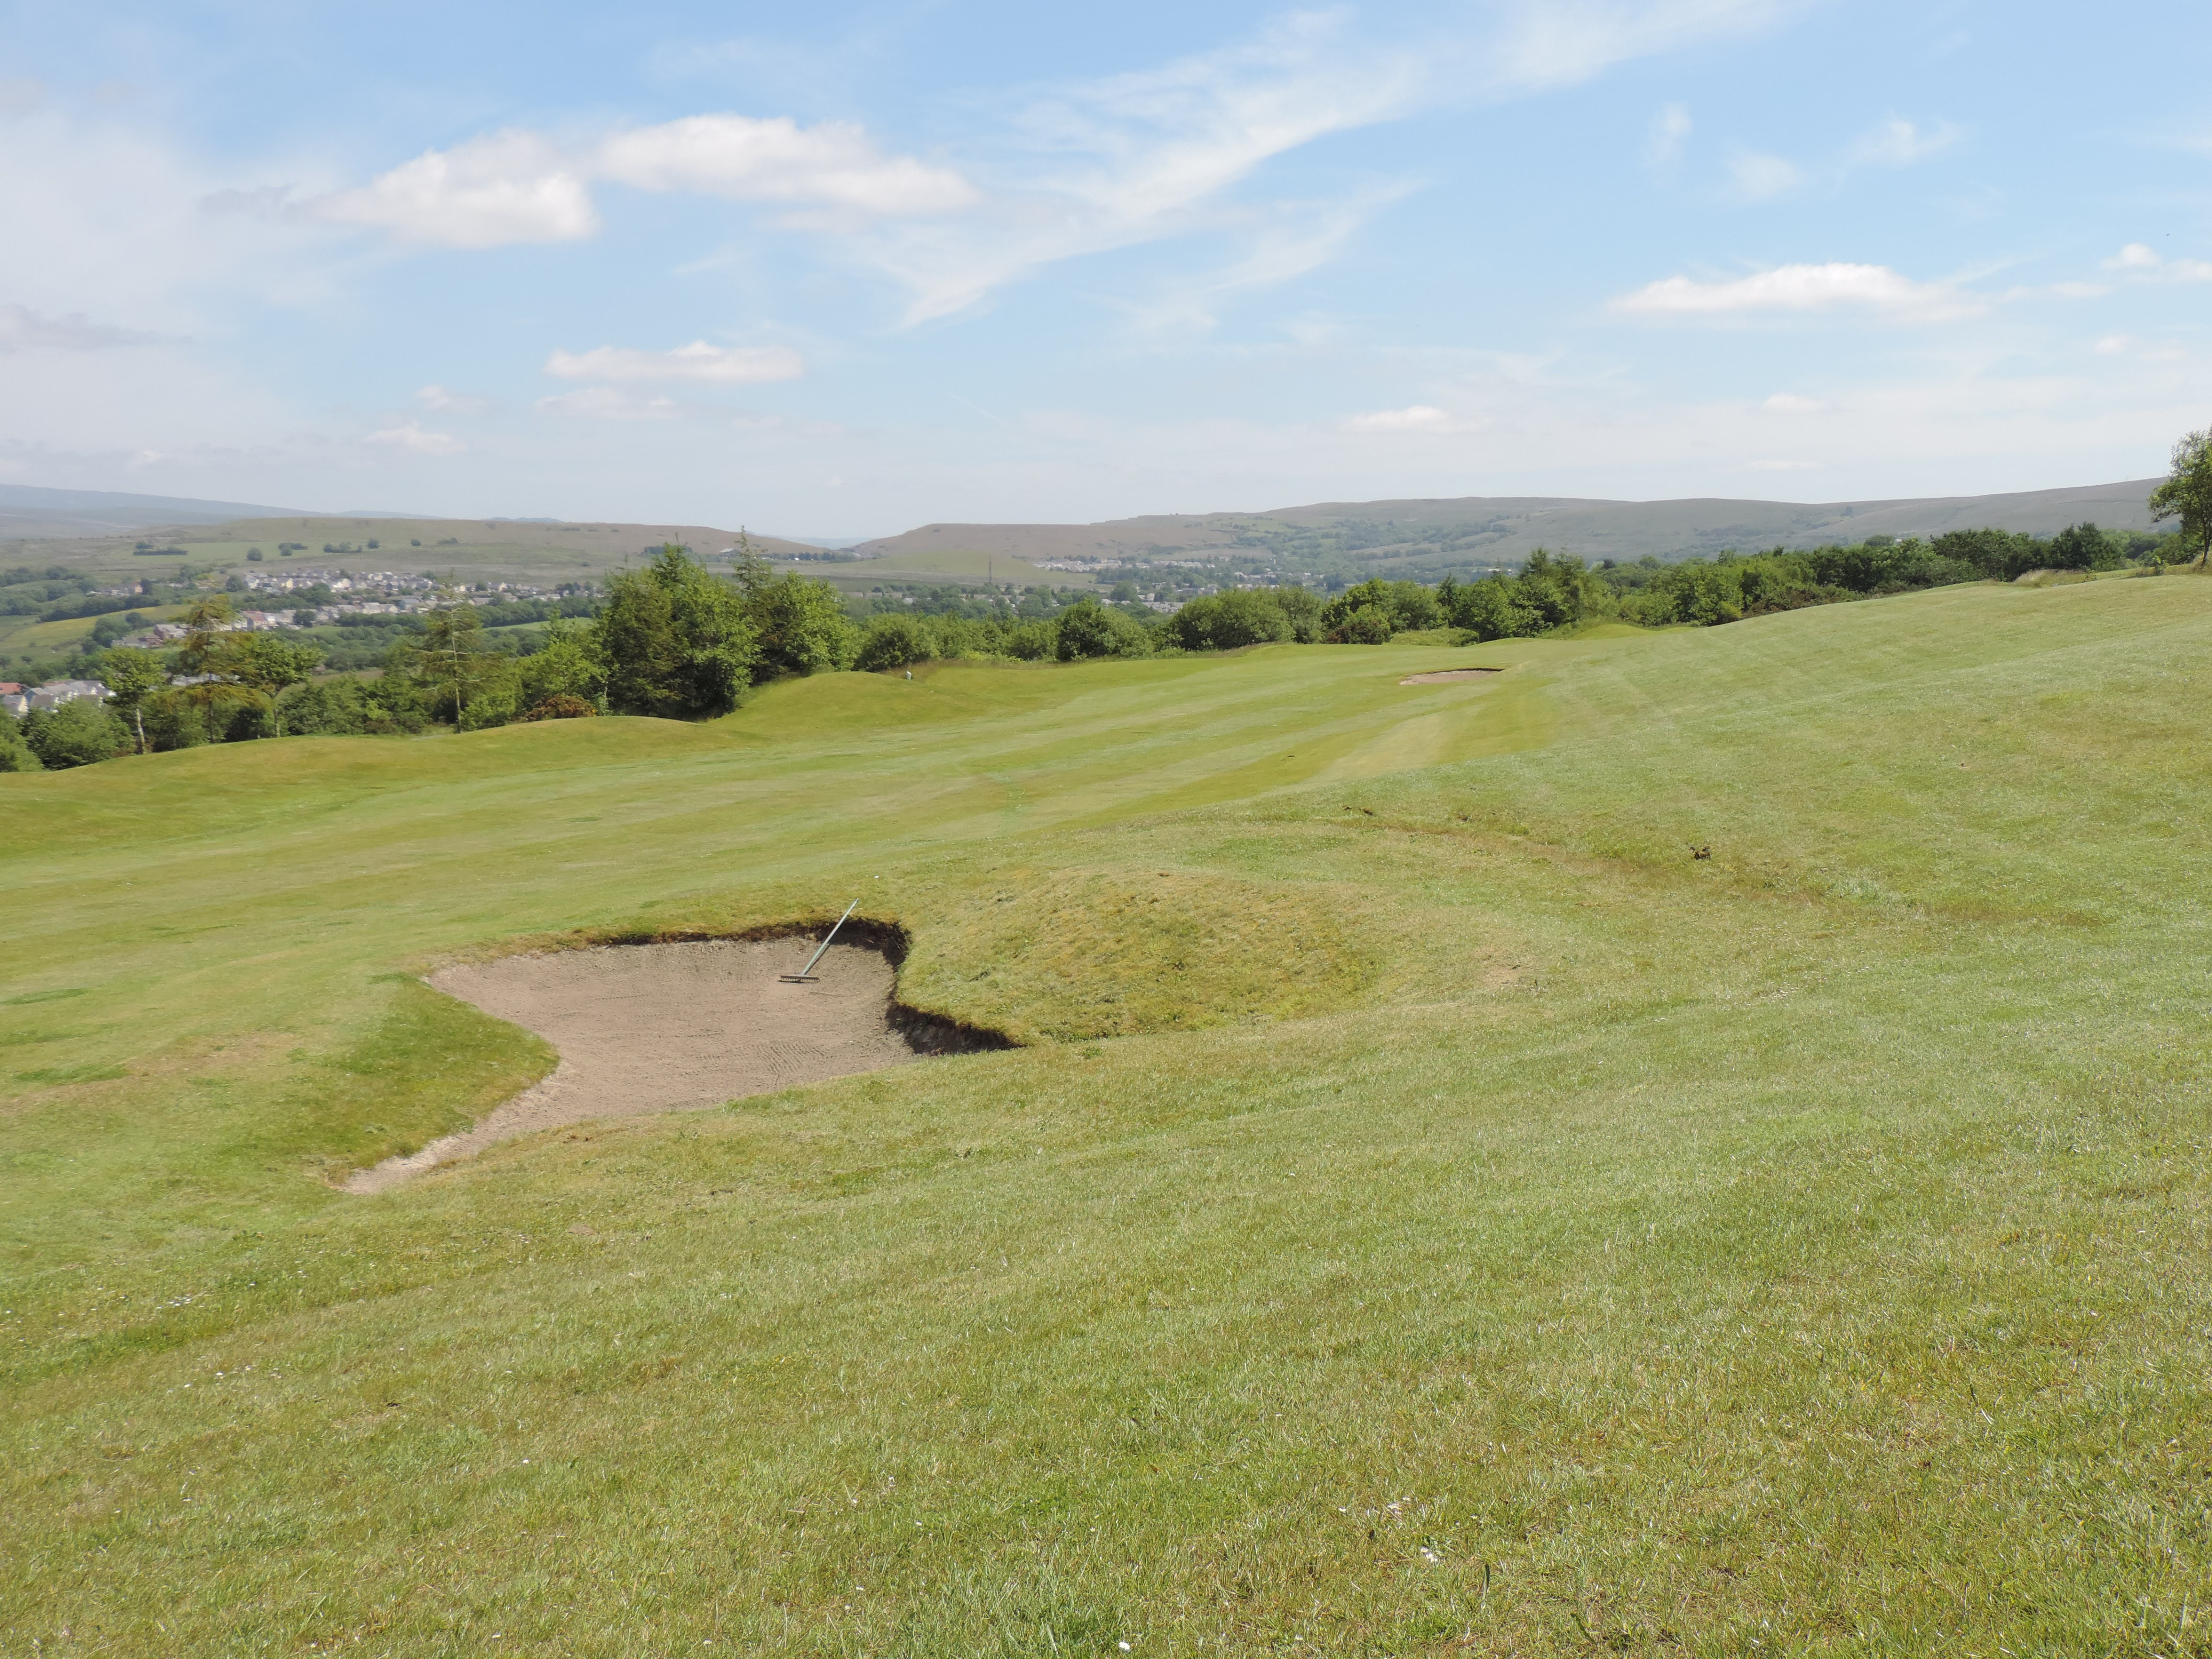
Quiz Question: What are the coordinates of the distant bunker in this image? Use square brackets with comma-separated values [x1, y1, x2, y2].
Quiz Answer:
[1399, 668, 1503, 685]
[346, 936, 992, 1194]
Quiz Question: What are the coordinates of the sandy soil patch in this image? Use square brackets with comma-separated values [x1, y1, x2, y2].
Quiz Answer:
[1399, 667, 1502, 685]
[346, 938, 958, 1193]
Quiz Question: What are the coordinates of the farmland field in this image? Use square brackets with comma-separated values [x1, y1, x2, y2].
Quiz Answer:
[4, 574, 2210, 1654]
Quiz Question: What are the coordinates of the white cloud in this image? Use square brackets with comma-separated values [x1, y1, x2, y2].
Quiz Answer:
[0, 303, 157, 352]
[1847, 116, 1960, 168]
[1346, 405, 1462, 433]
[317, 131, 598, 248]
[1611, 262, 1984, 322]
[366, 420, 465, 455]
[1485, 0, 1796, 93]
[543, 341, 806, 384]
[596, 115, 975, 215]
[1748, 456, 1821, 470]
[1728, 150, 1801, 200]
[536, 388, 681, 420]
[1644, 102, 1692, 169]
[865, 15, 1426, 325]
[1763, 392, 1822, 412]
[2104, 242, 2212, 281]
[314, 115, 972, 250]
[416, 384, 491, 414]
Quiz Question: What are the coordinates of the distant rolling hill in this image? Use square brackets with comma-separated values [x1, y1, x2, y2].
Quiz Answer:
[851, 477, 2168, 575]
[0, 484, 339, 539]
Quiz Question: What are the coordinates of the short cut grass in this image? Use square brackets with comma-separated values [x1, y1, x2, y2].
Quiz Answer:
[3, 576, 2211, 1654]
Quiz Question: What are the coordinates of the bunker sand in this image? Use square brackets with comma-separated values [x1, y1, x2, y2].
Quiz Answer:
[345, 939, 925, 1193]
[1399, 667, 1502, 684]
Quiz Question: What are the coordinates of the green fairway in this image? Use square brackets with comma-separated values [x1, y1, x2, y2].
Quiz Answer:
[5, 579, 2212, 1654]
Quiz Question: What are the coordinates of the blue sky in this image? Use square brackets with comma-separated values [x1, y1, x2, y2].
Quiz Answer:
[1, 0, 2206, 536]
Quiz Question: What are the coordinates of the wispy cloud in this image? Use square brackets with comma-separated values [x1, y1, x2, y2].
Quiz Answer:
[860, 13, 1428, 324]
[314, 116, 971, 248]
[1644, 102, 1692, 170]
[1727, 150, 1801, 201]
[416, 384, 491, 414]
[544, 341, 806, 384]
[365, 420, 465, 455]
[2103, 242, 2212, 282]
[1612, 262, 1985, 322]
[1847, 115, 1961, 168]
[318, 131, 599, 247]
[0, 303, 159, 352]
[596, 116, 975, 216]
[1484, 0, 1801, 92]
[1345, 404, 1467, 433]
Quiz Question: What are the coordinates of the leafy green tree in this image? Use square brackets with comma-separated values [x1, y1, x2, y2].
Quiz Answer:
[98, 646, 168, 753]
[1165, 589, 1292, 651]
[0, 712, 41, 772]
[1273, 584, 1324, 642]
[2149, 428, 2212, 569]
[224, 633, 325, 735]
[1329, 604, 1396, 644]
[1055, 597, 1152, 660]
[392, 593, 500, 724]
[23, 699, 127, 768]
[745, 570, 857, 678]
[1003, 619, 1059, 660]
[855, 613, 935, 671]
[171, 594, 267, 739]
[1447, 574, 1538, 640]
[2046, 521, 2123, 571]
[518, 617, 607, 712]
[598, 545, 759, 716]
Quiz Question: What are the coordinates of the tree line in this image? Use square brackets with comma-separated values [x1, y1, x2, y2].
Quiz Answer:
[8, 426, 2212, 773]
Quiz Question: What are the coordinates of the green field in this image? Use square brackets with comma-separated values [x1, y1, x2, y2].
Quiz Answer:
[5, 578, 2211, 1654]
[825, 545, 1077, 590]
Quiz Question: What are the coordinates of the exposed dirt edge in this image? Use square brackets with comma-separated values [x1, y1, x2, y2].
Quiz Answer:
[544, 917, 1017, 1055]
[1399, 667, 1503, 684]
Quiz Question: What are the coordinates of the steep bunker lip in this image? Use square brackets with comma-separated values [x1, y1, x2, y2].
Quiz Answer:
[1399, 667, 1503, 684]
[344, 935, 1002, 1194]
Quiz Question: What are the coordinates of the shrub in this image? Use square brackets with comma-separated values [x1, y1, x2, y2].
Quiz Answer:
[517, 694, 597, 721]
[22, 699, 127, 768]
[277, 679, 368, 736]
[599, 546, 758, 716]
[855, 614, 935, 672]
[1327, 604, 1396, 644]
[1055, 598, 1152, 660]
[0, 715, 41, 773]
[1003, 619, 1059, 661]
[1166, 590, 1292, 651]
[743, 569, 857, 678]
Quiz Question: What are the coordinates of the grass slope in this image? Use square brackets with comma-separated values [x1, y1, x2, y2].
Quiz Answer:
[4, 582, 2211, 1654]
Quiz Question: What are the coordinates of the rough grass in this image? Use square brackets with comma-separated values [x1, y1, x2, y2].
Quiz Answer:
[4, 585, 2212, 1654]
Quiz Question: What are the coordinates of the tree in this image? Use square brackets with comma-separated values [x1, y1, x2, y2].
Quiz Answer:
[392, 592, 500, 725]
[1055, 596, 1151, 659]
[597, 545, 760, 716]
[855, 613, 935, 671]
[171, 594, 266, 740]
[23, 699, 127, 768]
[224, 633, 325, 734]
[745, 570, 857, 678]
[0, 713, 41, 772]
[517, 617, 607, 711]
[98, 646, 167, 753]
[2149, 428, 2212, 569]
[1165, 590, 1292, 651]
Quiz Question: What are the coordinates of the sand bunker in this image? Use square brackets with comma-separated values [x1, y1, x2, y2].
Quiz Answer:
[346, 938, 974, 1193]
[1399, 667, 1502, 685]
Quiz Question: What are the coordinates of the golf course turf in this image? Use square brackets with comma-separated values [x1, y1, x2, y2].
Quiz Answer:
[4, 573, 2210, 1653]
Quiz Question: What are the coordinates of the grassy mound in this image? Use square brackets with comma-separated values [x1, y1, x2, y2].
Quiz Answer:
[5, 580, 2211, 1653]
